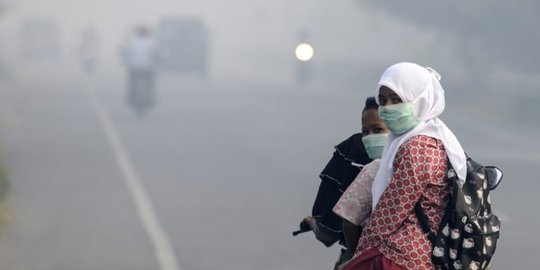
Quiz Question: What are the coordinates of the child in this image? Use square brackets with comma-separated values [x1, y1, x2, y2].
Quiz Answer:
[297, 97, 380, 269]
[333, 96, 389, 259]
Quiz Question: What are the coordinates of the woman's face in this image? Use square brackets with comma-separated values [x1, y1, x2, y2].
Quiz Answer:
[378, 86, 402, 106]
[362, 109, 389, 136]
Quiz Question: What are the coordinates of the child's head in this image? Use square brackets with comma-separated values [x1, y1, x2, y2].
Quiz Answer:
[362, 97, 389, 159]
[362, 97, 389, 137]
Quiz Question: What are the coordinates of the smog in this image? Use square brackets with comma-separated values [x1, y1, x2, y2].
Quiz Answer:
[0, 1, 538, 269]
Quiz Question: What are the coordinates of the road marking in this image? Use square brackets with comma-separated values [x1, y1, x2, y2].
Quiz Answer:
[86, 88, 182, 270]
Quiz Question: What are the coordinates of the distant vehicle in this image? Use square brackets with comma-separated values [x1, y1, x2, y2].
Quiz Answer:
[19, 19, 62, 62]
[155, 17, 209, 77]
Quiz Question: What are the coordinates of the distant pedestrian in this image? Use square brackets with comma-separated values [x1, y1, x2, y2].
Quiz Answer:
[75, 25, 100, 73]
[122, 25, 157, 117]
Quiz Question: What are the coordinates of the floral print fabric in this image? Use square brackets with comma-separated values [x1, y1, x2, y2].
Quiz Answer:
[355, 135, 449, 270]
[333, 159, 381, 227]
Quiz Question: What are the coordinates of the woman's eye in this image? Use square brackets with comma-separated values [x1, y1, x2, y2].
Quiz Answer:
[392, 98, 402, 103]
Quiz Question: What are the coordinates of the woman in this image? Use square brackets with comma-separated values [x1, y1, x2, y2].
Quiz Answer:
[333, 96, 389, 256]
[342, 62, 467, 270]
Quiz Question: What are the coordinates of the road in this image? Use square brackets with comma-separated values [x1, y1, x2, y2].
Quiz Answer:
[0, 70, 538, 269]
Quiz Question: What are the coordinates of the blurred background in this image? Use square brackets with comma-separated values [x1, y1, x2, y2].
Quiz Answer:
[0, 0, 538, 269]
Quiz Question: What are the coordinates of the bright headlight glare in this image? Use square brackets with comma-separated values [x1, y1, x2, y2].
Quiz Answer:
[295, 43, 314, 61]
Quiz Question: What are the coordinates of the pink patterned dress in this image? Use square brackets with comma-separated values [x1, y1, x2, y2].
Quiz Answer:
[333, 159, 380, 227]
[353, 135, 449, 270]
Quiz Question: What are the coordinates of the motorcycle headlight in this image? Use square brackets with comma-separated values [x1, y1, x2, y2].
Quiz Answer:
[295, 43, 314, 61]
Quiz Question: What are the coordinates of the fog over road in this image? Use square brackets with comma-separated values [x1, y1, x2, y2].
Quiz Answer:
[0, 71, 537, 269]
[0, 1, 539, 269]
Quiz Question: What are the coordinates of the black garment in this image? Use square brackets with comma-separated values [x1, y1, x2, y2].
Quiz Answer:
[311, 133, 372, 247]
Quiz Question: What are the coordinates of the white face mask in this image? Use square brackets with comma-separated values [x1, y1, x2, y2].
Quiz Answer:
[362, 133, 388, 159]
[378, 102, 420, 135]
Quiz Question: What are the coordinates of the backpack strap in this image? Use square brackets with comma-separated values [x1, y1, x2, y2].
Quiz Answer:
[415, 159, 454, 246]
[414, 201, 436, 244]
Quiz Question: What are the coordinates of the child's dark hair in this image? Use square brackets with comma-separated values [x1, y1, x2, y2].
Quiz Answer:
[362, 96, 379, 113]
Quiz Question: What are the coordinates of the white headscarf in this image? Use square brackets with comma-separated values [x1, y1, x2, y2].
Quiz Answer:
[371, 62, 466, 209]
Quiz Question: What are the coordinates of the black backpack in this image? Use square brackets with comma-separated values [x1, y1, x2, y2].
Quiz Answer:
[415, 157, 502, 270]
